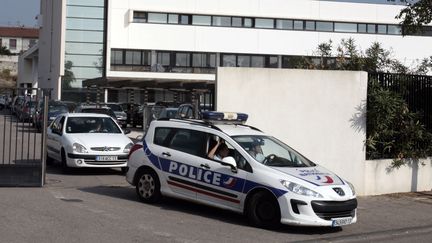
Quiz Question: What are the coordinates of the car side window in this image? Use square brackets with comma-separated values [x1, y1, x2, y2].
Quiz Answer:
[206, 134, 252, 172]
[167, 128, 207, 156]
[154, 127, 173, 146]
[51, 116, 62, 133]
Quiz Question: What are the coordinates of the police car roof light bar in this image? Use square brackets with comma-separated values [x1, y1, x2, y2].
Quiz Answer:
[201, 111, 248, 124]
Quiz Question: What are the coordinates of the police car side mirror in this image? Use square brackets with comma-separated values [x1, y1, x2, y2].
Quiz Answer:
[220, 156, 238, 173]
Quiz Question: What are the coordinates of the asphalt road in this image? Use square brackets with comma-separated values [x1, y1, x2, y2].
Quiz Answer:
[0, 165, 432, 243]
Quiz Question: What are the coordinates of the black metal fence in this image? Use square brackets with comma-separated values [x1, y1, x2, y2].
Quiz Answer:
[0, 88, 49, 187]
[369, 72, 432, 132]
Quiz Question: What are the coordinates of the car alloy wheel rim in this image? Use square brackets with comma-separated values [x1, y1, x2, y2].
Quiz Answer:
[138, 174, 155, 198]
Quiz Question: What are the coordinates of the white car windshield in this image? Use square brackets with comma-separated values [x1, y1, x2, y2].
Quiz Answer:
[232, 135, 315, 167]
[66, 117, 121, 134]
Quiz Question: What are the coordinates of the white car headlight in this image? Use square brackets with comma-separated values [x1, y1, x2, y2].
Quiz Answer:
[72, 143, 88, 153]
[123, 143, 133, 153]
[347, 181, 356, 196]
[281, 180, 323, 198]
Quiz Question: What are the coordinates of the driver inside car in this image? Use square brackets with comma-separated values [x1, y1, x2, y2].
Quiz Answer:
[249, 143, 265, 163]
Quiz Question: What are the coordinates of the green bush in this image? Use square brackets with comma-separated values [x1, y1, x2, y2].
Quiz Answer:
[366, 79, 432, 167]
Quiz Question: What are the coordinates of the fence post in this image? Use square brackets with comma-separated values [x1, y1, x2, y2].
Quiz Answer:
[40, 93, 49, 187]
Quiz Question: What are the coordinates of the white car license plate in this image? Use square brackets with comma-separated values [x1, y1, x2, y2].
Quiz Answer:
[332, 217, 353, 227]
[96, 156, 118, 161]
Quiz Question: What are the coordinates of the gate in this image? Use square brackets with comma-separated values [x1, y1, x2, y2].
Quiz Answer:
[0, 88, 49, 187]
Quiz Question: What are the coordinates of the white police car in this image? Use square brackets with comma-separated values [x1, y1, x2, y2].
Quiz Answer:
[126, 112, 357, 228]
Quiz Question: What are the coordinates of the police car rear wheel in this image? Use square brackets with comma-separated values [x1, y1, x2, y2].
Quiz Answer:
[136, 170, 161, 203]
[247, 191, 281, 229]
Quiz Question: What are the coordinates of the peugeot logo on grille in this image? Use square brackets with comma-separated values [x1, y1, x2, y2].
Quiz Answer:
[333, 187, 345, 196]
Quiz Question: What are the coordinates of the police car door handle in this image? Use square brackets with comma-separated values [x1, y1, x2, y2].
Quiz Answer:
[200, 163, 210, 169]
[162, 152, 171, 157]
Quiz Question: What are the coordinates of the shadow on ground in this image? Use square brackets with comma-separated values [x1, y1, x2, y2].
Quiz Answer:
[78, 185, 343, 235]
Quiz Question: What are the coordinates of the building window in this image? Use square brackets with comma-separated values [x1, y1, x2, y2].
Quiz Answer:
[192, 15, 211, 26]
[111, 50, 123, 65]
[192, 53, 215, 68]
[175, 53, 190, 67]
[316, 21, 333, 32]
[168, 14, 179, 24]
[293, 20, 303, 30]
[334, 23, 357, 33]
[142, 51, 151, 66]
[179, 14, 191, 25]
[377, 24, 387, 34]
[125, 50, 142, 65]
[367, 24, 376, 33]
[358, 24, 367, 33]
[231, 17, 242, 27]
[9, 39, 17, 50]
[268, 56, 278, 68]
[222, 54, 236, 67]
[213, 16, 231, 27]
[133, 12, 147, 23]
[305, 21, 315, 30]
[237, 55, 251, 67]
[148, 13, 167, 24]
[255, 18, 274, 29]
[251, 56, 265, 67]
[387, 25, 401, 35]
[276, 20, 293, 30]
[157, 52, 171, 66]
[243, 18, 253, 28]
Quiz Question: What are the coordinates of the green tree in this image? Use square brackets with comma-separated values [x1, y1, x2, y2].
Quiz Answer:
[0, 46, 12, 55]
[62, 60, 76, 89]
[396, 0, 432, 35]
[336, 38, 363, 70]
[314, 40, 333, 70]
[363, 42, 392, 73]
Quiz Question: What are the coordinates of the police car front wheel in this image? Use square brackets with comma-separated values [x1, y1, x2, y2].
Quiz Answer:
[246, 191, 281, 229]
[136, 170, 161, 203]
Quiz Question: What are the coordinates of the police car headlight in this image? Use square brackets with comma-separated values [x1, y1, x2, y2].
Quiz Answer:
[72, 143, 88, 153]
[281, 180, 323, 198]
[123, 143, 133, 153]
[347, 181, 356, 196]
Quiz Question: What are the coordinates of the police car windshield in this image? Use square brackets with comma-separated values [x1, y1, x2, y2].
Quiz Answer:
[232, 135, 315, 167]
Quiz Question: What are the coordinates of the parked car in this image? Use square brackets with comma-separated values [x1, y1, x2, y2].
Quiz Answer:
[34, 101, 69, 132]
[74, 105, 117, 121]
[60, 101, 77, 113]
[46, 113, 133, 173]
[119, 103, 140, 126]
[11, 96, 25, 115]
[103, 103, 128, 128]
[126, 111, 357, 228]
[175, 103, 201, 119]
[158, 107, 178, 119]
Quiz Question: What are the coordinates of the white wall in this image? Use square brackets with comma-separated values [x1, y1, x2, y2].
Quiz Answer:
[216, 68, 432, 196]
[108, 0, 432, 67]
[0, 55, 18, 75]
[216, 68, 368, 194]
[365, 158, 432, 195]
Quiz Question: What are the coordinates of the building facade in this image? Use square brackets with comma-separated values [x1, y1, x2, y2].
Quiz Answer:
[35, 0, 431, 102]
[0, 27, 38, 55]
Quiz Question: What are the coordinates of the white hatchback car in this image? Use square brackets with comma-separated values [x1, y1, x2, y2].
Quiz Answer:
[126, 112, 357, 228]
[47, 113, 133, 172]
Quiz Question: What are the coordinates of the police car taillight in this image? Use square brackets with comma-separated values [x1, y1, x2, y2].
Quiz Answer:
[128, 144, 143, 159]
[202, 111, 248, 124]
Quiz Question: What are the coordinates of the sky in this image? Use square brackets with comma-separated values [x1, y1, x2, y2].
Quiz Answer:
[0, 0, 40, 27]
[0, 0, 415, 28]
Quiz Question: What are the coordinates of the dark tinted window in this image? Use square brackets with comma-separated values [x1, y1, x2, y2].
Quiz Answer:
[168, 129, 207, 156]
[154, 127, 173, 146]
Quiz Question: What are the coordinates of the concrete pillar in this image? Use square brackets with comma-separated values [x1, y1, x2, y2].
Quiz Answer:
[104, 88, 108, 103]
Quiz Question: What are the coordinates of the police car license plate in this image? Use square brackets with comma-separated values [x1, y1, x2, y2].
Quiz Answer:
[96, 156, 117, 161]
[331, 217, 353, 227]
